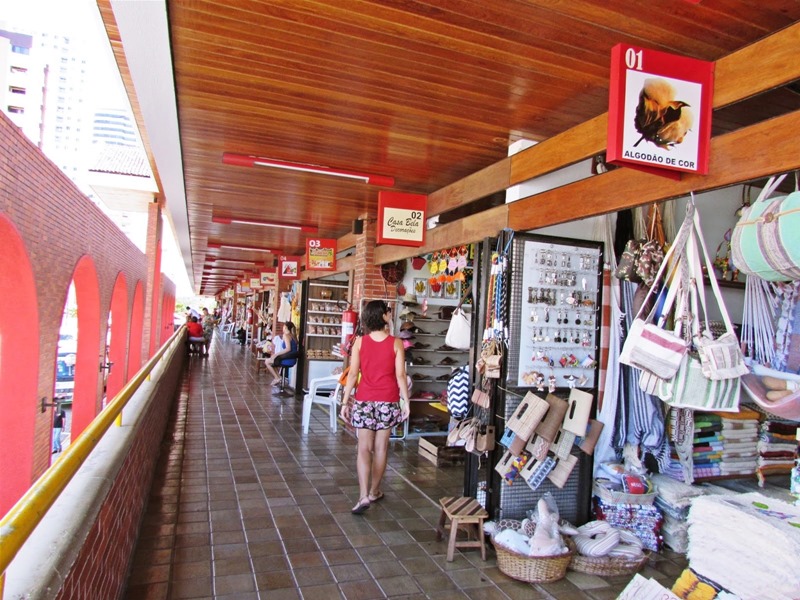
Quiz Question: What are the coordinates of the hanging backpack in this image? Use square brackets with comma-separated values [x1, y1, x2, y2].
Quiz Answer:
[446, 365, 470, 419]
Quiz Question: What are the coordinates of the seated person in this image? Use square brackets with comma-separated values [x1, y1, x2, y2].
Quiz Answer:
[265, 321, 300, 387]
[186, 316, 206, 354]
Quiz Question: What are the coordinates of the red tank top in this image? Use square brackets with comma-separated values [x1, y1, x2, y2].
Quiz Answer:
[354, 334, 400, 402]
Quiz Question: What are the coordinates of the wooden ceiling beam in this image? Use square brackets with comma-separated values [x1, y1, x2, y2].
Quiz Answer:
[374, 204, 508, 265]
[425, 21, 800, 219]
[508, 108, 800, 231]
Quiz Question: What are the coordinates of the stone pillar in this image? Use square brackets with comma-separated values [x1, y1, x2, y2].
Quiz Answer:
[142, 198, 163, 361]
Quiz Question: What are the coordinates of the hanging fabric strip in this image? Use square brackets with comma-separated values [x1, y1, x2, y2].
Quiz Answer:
[616, 280, 671, 471]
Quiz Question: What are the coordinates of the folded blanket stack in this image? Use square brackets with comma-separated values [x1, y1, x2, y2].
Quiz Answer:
[651, 474, 707, 553]
[593, 497, 663, 551]
[716, 409, 760, 476]
[666, 414, 724, 481]
[756, 420, 798, 484]
[687, 493, 800, 600]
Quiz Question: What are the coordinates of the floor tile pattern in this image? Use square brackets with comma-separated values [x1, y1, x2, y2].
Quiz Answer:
[123, 338, 687, 599]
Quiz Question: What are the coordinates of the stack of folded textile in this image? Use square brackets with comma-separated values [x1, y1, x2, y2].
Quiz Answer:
[690, 413, 723, 477]
[651, 474, 707, 553]
[687, 493, 800, 600]
[593, 498, 663, 551]
[665, 413, 723, 481]
[716, 408, 760, 477]
[756, 420, 799, 484]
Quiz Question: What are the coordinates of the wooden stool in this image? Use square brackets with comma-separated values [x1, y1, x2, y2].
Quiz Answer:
[436, 496, 488, 562]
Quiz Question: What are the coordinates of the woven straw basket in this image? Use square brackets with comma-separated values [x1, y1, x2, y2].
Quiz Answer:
[491, 534, 576, 583]
[593, 481, 656, 506]
[569, 550, 650, 577]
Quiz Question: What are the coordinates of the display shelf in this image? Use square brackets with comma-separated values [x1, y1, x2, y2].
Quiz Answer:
[702, 275, 746, 290]
[304, 276, 350, 388]
[309, 282, 349, 289]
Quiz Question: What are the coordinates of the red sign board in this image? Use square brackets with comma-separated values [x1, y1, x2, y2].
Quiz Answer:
[279, 256, 300, 279]
[377, 191, 427, 247]
[306, 239, 337, 271]
[607, 44, 714, 177]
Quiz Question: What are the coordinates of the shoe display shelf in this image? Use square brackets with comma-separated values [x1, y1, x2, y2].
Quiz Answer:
[402, 315, 469, 439]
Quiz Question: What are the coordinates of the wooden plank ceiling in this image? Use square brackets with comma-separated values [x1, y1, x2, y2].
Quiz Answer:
[154, 1, 800, 294]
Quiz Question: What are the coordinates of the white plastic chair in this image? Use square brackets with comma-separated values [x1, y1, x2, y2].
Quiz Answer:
[302, 375, 341, 435]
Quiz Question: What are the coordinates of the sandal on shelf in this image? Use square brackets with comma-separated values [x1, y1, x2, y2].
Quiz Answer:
[351, 497, 371, 515]
[368, 491, 384, 502]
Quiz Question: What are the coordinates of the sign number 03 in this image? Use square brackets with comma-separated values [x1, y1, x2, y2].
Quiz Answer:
[308, 239, 321, 248]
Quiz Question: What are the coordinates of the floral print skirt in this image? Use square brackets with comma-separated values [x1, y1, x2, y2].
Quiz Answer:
[350, 400, 402, 431]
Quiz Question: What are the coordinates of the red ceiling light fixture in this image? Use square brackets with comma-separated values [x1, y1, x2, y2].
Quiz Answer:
[212, 215, 319, 234]
[207, 242, 280, 253]
[222, 152, 395, 187]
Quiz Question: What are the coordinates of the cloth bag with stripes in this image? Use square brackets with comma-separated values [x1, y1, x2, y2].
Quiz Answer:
[620, 204, 695, 380]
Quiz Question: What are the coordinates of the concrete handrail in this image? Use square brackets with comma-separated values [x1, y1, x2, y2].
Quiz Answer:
[0, 326, 187, 588]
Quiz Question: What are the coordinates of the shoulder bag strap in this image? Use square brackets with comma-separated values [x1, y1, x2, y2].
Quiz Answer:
[631, 202, 695, 323]
[691, 204, 736, 336]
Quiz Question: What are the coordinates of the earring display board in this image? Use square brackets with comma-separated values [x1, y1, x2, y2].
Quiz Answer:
[515, 240, 603, 392]
[495, 234, 603, 524]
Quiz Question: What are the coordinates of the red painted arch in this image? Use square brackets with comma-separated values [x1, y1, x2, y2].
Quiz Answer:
[127, 282, 144, 379]
[105, 273, 128, 401]
[0, 216, 39, 515]
[70, 256, 101, 437]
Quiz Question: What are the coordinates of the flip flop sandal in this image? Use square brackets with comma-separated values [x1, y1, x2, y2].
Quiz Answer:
[368, 491, 384, 502]
[351, 497, 371, 515]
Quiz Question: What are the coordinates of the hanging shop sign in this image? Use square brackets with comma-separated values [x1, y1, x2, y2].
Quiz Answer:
[250, 277, 262, 290]
[260, 271, 277, 286]
[306, 239, 337, 271]
[377, 191, 427, 247]
[237, 280, 251, 294]
[607, 43, 714, 178]
[279, 256, 300, 279]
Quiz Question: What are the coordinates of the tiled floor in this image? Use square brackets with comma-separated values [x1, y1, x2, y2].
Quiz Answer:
[123, 337, 687, 600]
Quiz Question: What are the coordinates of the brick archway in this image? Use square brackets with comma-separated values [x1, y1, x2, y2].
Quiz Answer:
[105, 273, 129, 402]
[0, 216, 39, 515]
[128, 281, 145, 378]
[70, 256, 102, 437]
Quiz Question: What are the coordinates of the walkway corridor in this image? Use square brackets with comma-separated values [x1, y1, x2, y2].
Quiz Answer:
[123, 337, 686, 600]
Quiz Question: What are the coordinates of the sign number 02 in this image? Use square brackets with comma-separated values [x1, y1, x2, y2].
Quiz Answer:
[625, 48, 643, 71]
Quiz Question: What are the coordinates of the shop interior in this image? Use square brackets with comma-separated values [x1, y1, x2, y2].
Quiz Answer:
[210, 176, 799, 599]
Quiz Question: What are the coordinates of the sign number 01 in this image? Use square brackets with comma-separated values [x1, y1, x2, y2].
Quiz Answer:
[625, 48, 643, 71]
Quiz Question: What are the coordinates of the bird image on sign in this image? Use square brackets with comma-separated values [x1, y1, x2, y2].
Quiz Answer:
[633, 78, 693, 150]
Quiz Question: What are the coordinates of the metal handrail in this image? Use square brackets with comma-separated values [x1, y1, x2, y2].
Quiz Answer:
[0, 325, 187, 586]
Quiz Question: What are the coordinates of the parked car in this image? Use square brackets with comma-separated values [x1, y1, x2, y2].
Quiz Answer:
[58, 333, 77, 354]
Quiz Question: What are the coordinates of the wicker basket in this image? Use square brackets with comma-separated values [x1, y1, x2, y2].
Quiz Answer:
[491, 534, 576, 583]
[569, 550, 651, 576]
[593, 480, 656, 505]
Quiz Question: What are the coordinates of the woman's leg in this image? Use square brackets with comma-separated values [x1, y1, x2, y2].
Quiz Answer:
[370, 429, 392, 497]
[356, 428, 376, 502]
[265, 361, 279, 380]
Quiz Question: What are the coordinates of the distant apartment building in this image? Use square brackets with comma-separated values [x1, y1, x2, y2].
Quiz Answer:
[0, 28, 44, 145]
[0, 26, 95, 193]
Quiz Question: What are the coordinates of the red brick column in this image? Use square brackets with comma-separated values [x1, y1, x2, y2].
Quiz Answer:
[352, 215, 391, 309]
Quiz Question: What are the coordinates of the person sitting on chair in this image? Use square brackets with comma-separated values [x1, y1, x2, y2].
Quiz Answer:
[265, 321, 299, 387]
[187, 316, 206, 355]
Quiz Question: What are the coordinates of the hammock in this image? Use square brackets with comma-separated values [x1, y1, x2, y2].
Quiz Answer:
[741, 364, 800, 420]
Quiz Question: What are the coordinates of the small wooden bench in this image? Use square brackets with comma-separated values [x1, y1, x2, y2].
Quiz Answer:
[436, 496, 488, 562]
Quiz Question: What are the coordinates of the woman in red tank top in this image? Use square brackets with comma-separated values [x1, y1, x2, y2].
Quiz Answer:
[340, 300, 410, 514]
